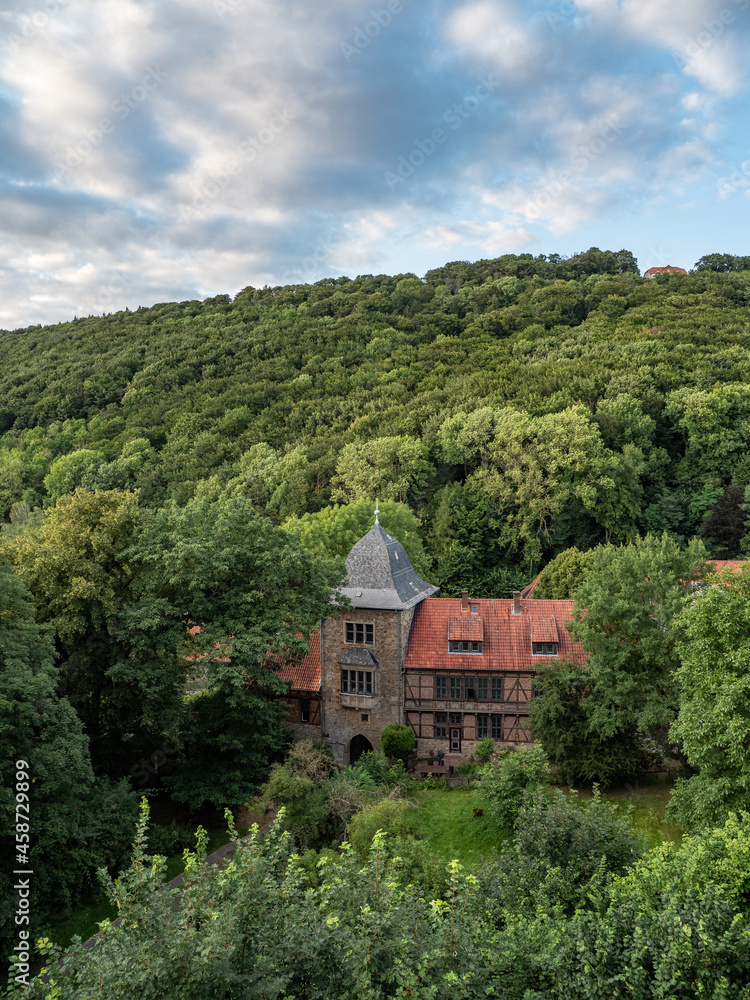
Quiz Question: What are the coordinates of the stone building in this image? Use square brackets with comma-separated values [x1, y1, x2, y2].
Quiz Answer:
[281, 516, 584, 766]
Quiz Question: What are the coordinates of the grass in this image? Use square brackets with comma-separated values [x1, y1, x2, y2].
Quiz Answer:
[410, 774, 684, 870]
[411, 785, 511, 867]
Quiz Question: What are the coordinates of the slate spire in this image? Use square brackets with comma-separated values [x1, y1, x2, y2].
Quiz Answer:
[340, 521, 438, 610]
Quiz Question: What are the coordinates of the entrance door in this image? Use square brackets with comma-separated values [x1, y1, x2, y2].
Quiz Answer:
[349, 733, 373, 765]
[449, 728, 461, 752]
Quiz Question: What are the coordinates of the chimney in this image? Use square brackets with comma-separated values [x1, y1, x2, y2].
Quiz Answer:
[461, 590, 469, 612]
[512, 591, 522, 615]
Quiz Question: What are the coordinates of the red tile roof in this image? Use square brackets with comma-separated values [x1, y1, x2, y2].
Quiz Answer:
[531, 617, 559, 643]
[708, 560, 746, 575]
[644, 265, 687, 276]
[278, 632, 321, 692]
[448, 611, 484, 641]
[405, 597, 584, 672]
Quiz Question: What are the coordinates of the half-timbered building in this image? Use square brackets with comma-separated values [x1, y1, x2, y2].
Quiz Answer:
[280, 515, 585, 765]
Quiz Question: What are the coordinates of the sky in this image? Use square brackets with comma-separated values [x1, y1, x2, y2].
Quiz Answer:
[1, 0, 749, 330]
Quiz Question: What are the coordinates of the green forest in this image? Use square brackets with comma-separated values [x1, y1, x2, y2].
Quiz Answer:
[4, 247, 750, 997]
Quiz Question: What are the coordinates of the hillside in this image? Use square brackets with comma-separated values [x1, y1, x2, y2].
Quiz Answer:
[2, 249, 750, 587]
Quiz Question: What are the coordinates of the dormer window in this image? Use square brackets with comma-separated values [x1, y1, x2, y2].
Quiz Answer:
[345, 622, 374, 645]
[532, 641, 558, 656]
[449, 640, 483, 653]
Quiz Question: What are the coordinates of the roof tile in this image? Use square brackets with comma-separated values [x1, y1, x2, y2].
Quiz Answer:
[404, 597, 584, 672]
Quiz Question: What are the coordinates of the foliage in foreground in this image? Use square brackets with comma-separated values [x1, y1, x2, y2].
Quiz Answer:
[13, 802, 750, 1000]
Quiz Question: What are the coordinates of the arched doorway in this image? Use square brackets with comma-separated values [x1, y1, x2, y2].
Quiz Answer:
[349, 734, 373, 765]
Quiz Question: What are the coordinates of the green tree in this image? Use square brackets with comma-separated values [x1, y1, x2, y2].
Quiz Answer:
[0, 558, 136, 953]
[530, 660, 649, 785]
[668, 567, 750, 830]
[570, 533, 709, 743]
[132, 482, 343, 808]
[534, 546, 595, 598]
[331, 435, 433, 505]
[2, 490, 185, 775]
[285, 497, 431, 578]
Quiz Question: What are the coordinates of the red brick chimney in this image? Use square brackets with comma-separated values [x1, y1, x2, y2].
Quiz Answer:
[461, 590, 469, 613]
[512, 591, 522, 615]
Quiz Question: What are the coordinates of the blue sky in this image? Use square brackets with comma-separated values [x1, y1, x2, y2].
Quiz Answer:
[1, 0, 749, 329]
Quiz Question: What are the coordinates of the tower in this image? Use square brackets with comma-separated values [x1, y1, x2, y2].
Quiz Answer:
[320, 517, 438, 765]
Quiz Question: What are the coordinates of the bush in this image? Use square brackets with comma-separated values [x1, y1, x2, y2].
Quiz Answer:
[380, 723, 416, 763]
[347, 798, 420, 857]
[478, 743, 550, 828]
[474, 737, 496, 764]
[147, 820, 196, 858]
[478, 787, 645, 918]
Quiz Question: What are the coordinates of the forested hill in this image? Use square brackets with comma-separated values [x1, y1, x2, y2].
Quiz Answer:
[2, 247, 750, 591]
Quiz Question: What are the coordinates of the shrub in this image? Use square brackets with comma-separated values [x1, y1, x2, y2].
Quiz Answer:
[380, 723, 416, 763]
[478, 743, 550, 828]
[347, 798, 420, 857]
[474, 737, 496, 764]
[478, 787, 645, 918]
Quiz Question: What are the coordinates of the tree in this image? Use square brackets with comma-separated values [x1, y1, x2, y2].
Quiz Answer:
[668, 567, 750, 830]
[285, 497, 431, 578]
[131, 481, 344, 808]
[534, 546, 595, 598]
[700, 483, 748, 557]
[530, 660, 650, 785]
[1, 489, 185, 775]
[330, 436, 433, 505]
[0, 558, 136, 953]
[570, 533, 709, 743]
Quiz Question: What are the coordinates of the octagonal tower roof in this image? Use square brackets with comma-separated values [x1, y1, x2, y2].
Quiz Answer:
[340, 521, 438, 610]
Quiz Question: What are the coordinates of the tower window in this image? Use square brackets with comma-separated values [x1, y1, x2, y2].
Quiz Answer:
[345, 622, 374, 645]
[341, 669, 372, 695]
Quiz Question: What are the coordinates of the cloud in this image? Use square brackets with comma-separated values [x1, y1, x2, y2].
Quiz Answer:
[0, 0, 749, 329]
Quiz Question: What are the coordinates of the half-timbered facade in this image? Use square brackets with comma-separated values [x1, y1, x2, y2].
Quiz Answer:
[402, 590, 584, 759]
[280, 517, 585, 764]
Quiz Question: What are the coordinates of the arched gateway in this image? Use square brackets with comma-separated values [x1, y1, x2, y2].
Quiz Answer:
[349, 734, 373, 765]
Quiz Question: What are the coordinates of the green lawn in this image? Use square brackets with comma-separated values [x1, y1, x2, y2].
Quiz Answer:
[410, 775, 683, 870]
[411, 785, 511, 867]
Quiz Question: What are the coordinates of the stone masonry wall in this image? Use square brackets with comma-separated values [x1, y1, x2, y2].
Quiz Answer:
[321, 605, 415, 765]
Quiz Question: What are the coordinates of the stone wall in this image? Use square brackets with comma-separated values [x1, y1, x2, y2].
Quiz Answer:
[321, 605, 415, 765]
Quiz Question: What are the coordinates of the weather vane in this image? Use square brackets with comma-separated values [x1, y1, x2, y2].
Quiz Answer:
[374, 499, 380, 525]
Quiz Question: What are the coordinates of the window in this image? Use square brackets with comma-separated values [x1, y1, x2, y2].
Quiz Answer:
[533, 682, 544, 699]
[476, 713, 488, 738]
[449, 712, 462, 725]
[435, 675, 447, 699]
[450, 676, 462, 699]
[300, 699, 310, 723]
[477, 676, 488, 700]
[490, 714, 503, 739]
[532, 641, 558, 656]
[361, 713, 369, 722]
[434, 712, 447, 738]
[341, 669, 372, 695]
[465, 677, 476, 699]
[491, 677, 503, 701]
[345, 622, 374, 645]
[449, 640, 483, 653]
